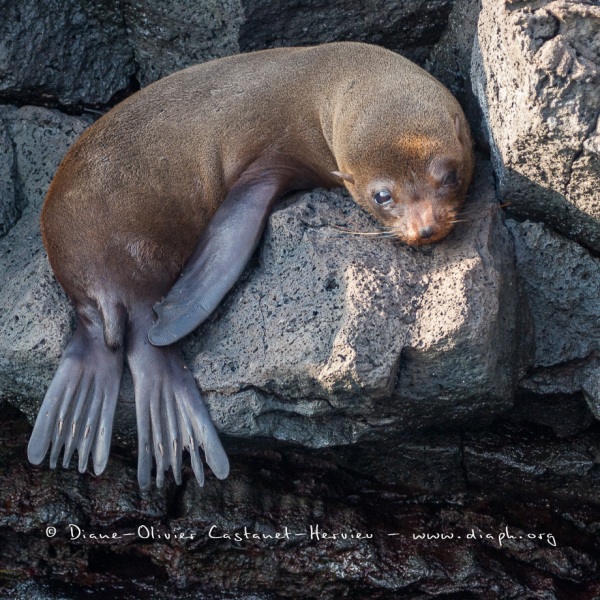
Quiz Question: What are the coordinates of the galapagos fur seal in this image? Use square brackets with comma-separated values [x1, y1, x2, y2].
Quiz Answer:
[28, 42, 474, 490]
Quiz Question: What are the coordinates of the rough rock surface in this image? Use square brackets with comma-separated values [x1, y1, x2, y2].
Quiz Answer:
[0, 106, 518, 473]
[119, 0, 456, 86]
[120, 0, 457, 87]
[237, 0, 452, 65]
[472, 0, 600, 251]
[190, 165, 517, 452]
[0, 0, 455, 109]
[0, 0, 135, 107]
[0, 108, 19, 236]
[427, 0, 484, 144]
[507, 219, 600, 425]
[122, 0, 245, 88]
[2, 402, 600, 599]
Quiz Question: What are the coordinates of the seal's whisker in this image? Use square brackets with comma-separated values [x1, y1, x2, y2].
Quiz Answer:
[329, 225, 392, 237]
[333, 231, 393, 238]
[457, 201, 511, 218]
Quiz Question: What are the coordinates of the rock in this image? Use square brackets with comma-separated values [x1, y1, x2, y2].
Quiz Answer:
[122, 0, 244, 88]
[0, 0, 135, 107]
[0, 106, 19, 237]
[3, 402, 600, 598]
[427, 0, 485, 144]
[2, 106, 95, 214]
[472, 0, 600, 251]
[509, 391, 595, 439]
[1, 3, 600, 598]
[509, 220, 600, 369]
[237, 0, 453, 66]
[464, 422, 600, 505]
[0, 104, 519, 483]
[190, 164, 517, 452]
[507, 219, 600, 420]
[0, 0, 456, 108]
[123, 0, 457, 87]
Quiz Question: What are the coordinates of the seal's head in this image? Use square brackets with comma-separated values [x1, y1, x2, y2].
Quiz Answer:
[332, 113, 474, 246]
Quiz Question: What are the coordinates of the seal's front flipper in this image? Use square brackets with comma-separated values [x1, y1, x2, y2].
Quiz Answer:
[128, 308, 229, 490]
[27, 310, 124, 475]
[148, 177, 284, 346]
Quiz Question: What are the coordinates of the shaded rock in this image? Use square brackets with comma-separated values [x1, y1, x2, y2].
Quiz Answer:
[509, 391, 595, 439]
[0, 406, 167, 537]
[237, 0, 453, 66]
[472, 0, 600, 251]
[121, 0, 245, 88]
[507, 219, 600, 419]
[3, 403, 600, 599]
[0, 0, 456, 108]
[123, 0, 456, 87]
[508, 220, 600, 368]
[1, 580, 270, 600]
[1, 106, 94, 215]
[0, 0, 135, 107]
[0, 106, 19, 237]
[463, 422, 600, 506]
[335, 433, 466, 491]
[427, 0, 485, 145]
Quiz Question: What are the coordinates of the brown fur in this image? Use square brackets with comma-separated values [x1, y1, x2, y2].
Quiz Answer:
[33, 43, 474, 486]
[42, 42, 473, 313]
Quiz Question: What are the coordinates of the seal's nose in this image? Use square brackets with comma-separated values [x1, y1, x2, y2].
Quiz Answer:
[419, 225, 434, 239]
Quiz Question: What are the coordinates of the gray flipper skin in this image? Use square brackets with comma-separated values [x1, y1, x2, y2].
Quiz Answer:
[27, 308, 124, 475]
[148, 177, 284, 346]
[127, 307, 229, 490]
[28, 299, 228, 489]
[29, 173, 290, 487]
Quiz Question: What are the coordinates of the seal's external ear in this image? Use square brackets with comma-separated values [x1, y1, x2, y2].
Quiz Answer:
[331, 171, 355, 185]
[454, 114, 466, 147]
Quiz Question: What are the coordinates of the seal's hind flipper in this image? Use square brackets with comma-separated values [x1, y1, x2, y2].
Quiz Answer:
[128, 309, 229, 490]
[28, 311, 124, 475]
[148, 177, 284, 346]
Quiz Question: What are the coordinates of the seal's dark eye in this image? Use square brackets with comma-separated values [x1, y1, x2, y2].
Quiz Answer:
[373, 189, 393, 206]
[443, 170, 459, 187]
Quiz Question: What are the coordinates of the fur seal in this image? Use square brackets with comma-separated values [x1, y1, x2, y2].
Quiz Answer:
[28, 42, 473, 490]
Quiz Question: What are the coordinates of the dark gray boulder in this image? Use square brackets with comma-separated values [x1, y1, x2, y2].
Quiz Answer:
[0, 0, 135, 107]
[507, 219, 600, 425]
[0, 107, 19, 236]
[0, 0, 457, 109]
[0, 107, 518, 485]
[193, 166, 517, 451]
[121, 0, 245, 88]
[122, 0, 457, 87]
[472, 0, 600, 251]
